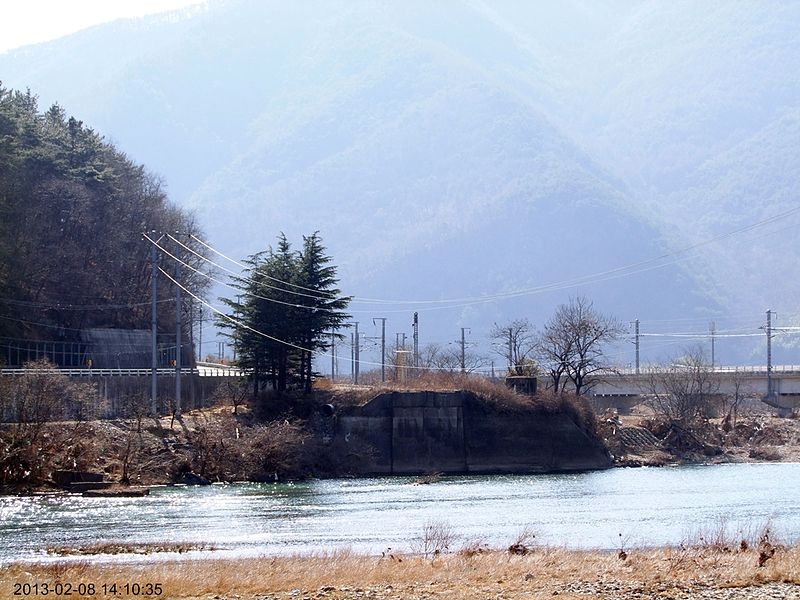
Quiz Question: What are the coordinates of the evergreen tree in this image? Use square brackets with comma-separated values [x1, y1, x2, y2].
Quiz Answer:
[218, 232, 351, 394]
[297, 232, 351, 392]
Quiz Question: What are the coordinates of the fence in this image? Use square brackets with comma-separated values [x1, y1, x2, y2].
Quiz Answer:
[0, 368, 244, 421]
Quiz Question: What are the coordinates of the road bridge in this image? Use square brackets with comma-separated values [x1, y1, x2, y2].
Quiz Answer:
[589, 365, 800, 415]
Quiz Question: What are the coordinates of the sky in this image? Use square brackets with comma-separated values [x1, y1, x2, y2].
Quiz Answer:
[0, 0, 206, 54]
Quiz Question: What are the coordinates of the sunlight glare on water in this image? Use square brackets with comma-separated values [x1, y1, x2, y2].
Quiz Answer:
[1, 463, 799, 563]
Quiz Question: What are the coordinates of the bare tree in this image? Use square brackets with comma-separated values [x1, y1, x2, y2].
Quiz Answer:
[721, 369, 756, 429]
[536, 323, 573, 392]
[489, 319, 538, 375]
[0, 360, 101, 485]
[460, 349, 490, 374]
[213, 379, 250, 415]
[643, 347, 720, 425]
[536, 296, 623, 395]
[416, 343, 455, 372]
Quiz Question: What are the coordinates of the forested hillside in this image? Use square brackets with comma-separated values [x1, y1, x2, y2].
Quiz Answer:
[0, 86, 208, 347]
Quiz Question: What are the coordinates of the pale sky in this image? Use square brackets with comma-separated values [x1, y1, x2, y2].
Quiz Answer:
[0, 0, 206, 54]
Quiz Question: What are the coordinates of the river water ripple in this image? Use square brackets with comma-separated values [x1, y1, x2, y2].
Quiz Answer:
[1, 463, 799, 563]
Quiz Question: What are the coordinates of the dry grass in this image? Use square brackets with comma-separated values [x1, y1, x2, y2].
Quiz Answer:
[3, 543, 799, 599]
[332, 371, 533, 409]
[327, 373, 598, 434]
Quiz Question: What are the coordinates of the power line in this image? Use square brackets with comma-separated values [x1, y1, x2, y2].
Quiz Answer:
[0, 297, 174, 310]
[188, 233, 337, 298]
[0, 314, 111, 333]
[146, 234, 346, 313]
[149, 234, 401, 315]
[189, 204, 800, 307]
[156, 265, 503, 374]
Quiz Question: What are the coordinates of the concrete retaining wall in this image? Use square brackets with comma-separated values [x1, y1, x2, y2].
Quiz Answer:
[337, 391, 611, 475]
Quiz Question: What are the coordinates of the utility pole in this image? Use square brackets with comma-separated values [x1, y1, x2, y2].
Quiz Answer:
[373, 318, 387, 382]
[396, 332, 406, 349]
[150, 233, 159, 415]
[174, 242, 182, 418]
[331, 330, 336, 380]
[412, 312, 419, 369]
[350, 332, 354, 381]
[765, 309, 774, 397]
[354, 322, 360, 384]
[198, 306, 205, 363]
[633, 319, 640, 374]
[460, 327, 470, 372]
[233, 294, 241, 362]
[709, 320, 716, 371]
[188, 298, 194, 369]
[507, 328, 513, 373]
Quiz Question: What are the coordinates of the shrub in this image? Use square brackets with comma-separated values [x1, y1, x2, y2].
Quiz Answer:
[212, 379, 250, 416]
[0, 360, 102, 486]
[413, 520, 457, 559]
[507, 525, 537, 555]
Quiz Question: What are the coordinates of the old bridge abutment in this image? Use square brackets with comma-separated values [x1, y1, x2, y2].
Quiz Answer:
[336, 391, 611, 475]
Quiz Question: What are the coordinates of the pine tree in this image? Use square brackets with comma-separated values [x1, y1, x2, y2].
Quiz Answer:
[218, 232, 351, 395]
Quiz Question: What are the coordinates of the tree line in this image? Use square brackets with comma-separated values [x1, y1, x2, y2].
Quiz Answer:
[0, 84, 209, 355]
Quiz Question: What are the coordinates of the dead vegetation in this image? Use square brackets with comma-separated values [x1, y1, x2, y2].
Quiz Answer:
[601, 396, 800, 466]
[0, 361, 103, 489]
[4, 538, 798, 599]
[46, 542, 216, 556]
[324, 372, 599, 437]
[412, 520, 456, 559]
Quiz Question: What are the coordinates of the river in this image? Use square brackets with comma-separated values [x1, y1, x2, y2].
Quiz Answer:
[1, 463, 799, 563]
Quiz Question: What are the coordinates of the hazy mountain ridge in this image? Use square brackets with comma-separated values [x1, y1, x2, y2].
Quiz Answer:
[523, 1, 800, 196]
[2, 0, 798, 362]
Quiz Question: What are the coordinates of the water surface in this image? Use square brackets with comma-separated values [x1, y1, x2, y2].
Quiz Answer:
[1, 463, 798, 563]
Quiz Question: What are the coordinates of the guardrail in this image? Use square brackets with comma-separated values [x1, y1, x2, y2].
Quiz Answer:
[0, 367, 244, 378]
[604, 365, 800, 376]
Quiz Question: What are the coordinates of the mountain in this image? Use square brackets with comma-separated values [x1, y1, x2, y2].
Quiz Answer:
[2, 0, 798, 365]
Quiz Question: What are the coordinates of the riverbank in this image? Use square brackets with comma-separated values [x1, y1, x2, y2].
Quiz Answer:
[1, 377, 608, 492]
[3, 541, 799, 599]
[600, 408, 800, 468]
[3, 372, 799, 494]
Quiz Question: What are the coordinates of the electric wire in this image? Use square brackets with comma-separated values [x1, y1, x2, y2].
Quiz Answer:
[189, 204, 800, 306]
[147, 234, 360, 314]
[168, 234, 338, 301]
[157, 265, 499, 372]
[148, 234, 461, 314]
[0, 297, 174, 310]
[0, 314, 115, 333]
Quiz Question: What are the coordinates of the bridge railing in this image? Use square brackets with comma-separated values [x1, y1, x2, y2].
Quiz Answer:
[602, 365, 800, 376]
[0, 367, 245, 378]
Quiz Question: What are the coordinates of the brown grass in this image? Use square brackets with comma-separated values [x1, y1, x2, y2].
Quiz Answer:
[325, 373, 598, 434]
[328, 371, 532, 409]
[2, 543, 799, 599]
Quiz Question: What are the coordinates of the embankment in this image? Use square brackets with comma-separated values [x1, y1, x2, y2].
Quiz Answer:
[1, 385, 611, 492]
[337, 390, 611, 474]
